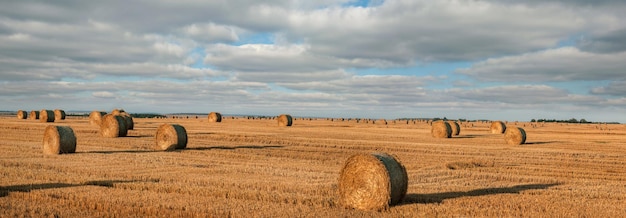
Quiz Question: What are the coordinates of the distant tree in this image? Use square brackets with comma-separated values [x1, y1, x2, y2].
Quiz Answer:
[568, 118, 578, 123]
[531, 119, 536, 122]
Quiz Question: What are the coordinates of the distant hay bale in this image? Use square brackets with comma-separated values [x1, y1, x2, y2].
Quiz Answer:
[111, 108, 125, 115]
[490, 121, 506, 134]
[17, 110, 27, 119]
[277, 114, 293, 127]
[39, 109, 55, 123]
[100, 114, 128, 138]
[29, 110, 40, 120]
[447, 121, 461, 136]
[338, 153, 408, 211]
[119, 112, 134, 130]
[208, 112, 222, 123]
[54, 109, 66, 120]
[43, 125, 76, 155]
[431, 121, 452, 138]
[155, 124, 187, 151]
[89, 111, 107, 126]
[504, 127, 527, 145]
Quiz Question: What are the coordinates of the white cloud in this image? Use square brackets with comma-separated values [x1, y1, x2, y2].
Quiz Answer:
[92, 91, 117, 99]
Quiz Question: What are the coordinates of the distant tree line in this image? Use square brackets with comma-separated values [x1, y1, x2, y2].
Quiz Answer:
[529, 118, 619, 124]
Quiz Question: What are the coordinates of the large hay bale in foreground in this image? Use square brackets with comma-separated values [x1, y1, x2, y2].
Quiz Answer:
[447, 121, 461, 136]
[208, 112, 222, 123]
[431, 121, 452, 138]
[490, 121, 506, 134]
[43, 125, 76, 155]
[339, 153, 408, 211]
[504, 127, 527, 145]
[100, 114, 128, 138]
[17, 110, 27, 119]
[277, 114, 293, 127]
[39, 109, 55, 123]
[54, 109, 66, 120]
[89, 111, 107, 126]
[155, 124, 187, 151]
[119, 112, 134, 130]
[29, 110, 40, 120]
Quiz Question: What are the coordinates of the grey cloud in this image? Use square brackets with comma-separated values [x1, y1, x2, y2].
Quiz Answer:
[591, 81, 626, 96]
[285, 0, 587, 63]
[447, 85, 603, 105]
[578, 28, 626, 53]
[457, 47, 626, 82]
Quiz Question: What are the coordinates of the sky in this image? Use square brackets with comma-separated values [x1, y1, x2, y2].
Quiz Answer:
[1, 0, 625, 122]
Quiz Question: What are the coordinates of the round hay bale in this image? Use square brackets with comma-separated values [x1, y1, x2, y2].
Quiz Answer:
[119, 112, 134, 130]
[100, 114, 128, 138]
[39, 109, 55, 123]
[43, 125, 76, 155]
[431, 121, 452, 138]
[504, 127, 527, 145]
[89, 111, 107, 126]
[490, 121, 506, 134]
[54, 109, 66, 120]
[155, 124, 187, 151]
[338, 153, 408, 211]
[208, 112, 222, 123]
[447, 121, 461, 136]
[17, 110, 28, 119]
[277, 114, 293, 127]
[111, 108, 125, 115]
[29, 110, 40, 120]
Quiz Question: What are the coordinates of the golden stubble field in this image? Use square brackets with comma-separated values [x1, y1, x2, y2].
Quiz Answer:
[1, 115, 626, 217]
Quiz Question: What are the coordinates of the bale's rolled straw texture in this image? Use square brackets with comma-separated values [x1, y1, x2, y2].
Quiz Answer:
[277, 114, 293, 127]
[490, 121, 506, 134]
[17, 110, 27, 119]
[208, 112, 222, 123]
[447, 121, 461, 136]
[43, 125, 76, 155]
[119, 112, 134, 130]
[29, 110, 40, 120]
[111, 108, 125, 116]
[100, 114, 128, 138]
[39, 109, 55, 123]
[155, 124, 187, 151]
[504, 127, 527, 145]
[89, 111, 107, 126]
[339, 153, 408, 211]
[54, 109, 66, 120]
[431, 121, 452, 138]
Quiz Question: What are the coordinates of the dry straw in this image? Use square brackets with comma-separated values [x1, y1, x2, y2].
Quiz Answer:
[504, 127, 527, 145]
[54, 109, 66, 120]
[39, 109, 55, 123]
[155, 124, 187, 151]
[17, 110, 27, 119]
[43, 125, 76, 155]
[490, 121, 506, 134]
[277, 114, 293, 127]
[89, 111, 107, 126]
[208, 112, 222, 123]
[100, 114, 128, 138]
[119, 112, 134, 130]
[338, 153, 408, 211]
[29, 110, 40, 120]
[111, 108, 125, 116]
[447, 121, 461, 136]
[431, 121, 452, 138]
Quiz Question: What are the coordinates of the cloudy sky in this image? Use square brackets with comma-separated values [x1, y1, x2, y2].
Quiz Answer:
[2, 0, 625, 122]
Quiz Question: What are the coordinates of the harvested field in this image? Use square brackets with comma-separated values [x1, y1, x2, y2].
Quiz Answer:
[1, 116, 626, 217]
